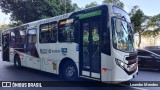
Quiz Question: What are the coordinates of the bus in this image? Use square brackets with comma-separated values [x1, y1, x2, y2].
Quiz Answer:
[2, 4, 138, 82]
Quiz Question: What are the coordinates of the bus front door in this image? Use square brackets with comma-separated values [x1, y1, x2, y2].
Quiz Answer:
[2, 34, 10, 62]
[80, 16, 101, 80]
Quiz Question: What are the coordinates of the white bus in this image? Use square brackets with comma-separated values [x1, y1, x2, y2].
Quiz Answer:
[2, 4, 138, 82]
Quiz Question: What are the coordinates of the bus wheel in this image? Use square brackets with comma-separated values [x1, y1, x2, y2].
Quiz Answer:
[14, 55, 21, 68]
[62, 61, 78, 81]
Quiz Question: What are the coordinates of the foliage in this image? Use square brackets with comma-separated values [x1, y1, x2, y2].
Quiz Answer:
[142, 14, 160, 45]
[131, 9, 146, 33]
[147, 14, 160, 30]
[84, 0, 124, 9]
[85, 2, 98, 8]
[0, 0, 78, 24]
[130, 7, 149, 48]
[0, 24, 10, 31]
[129, 5, 139, 17]
[130, 5, 160, 48]
[102, 0, 124, 8]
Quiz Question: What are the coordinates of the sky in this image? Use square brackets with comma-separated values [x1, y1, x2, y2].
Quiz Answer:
[0, 0, 160, 24]
[0, 9, 10, 24]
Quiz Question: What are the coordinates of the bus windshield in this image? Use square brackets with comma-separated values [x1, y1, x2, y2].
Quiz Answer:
[112, 17, 135, 52]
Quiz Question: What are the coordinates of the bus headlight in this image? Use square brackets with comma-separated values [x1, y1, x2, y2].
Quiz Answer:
[115, 59, 125, 68]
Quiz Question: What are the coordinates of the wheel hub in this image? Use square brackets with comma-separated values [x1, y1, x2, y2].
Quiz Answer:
[66, 66, 75, 77]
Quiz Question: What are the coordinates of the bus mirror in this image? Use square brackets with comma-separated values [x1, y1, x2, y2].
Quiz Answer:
[116, 19, 121, 32]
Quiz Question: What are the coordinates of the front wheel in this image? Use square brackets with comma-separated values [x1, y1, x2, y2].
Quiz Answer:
[62, 61, 78, 81]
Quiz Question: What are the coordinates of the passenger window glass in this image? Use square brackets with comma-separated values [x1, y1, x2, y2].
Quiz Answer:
[20, 30, 26, 43]
[40, 22, 57, 43]
[11, 31, 15, 43]
[28, 29, 37, 44]
[58, 19, 74, 42]
[15, 30, 23, 44]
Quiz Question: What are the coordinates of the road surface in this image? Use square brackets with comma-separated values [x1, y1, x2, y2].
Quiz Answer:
[0, 52, 160, 90]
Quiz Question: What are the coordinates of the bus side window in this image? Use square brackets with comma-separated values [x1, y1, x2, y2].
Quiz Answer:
[49, 22, 57, 43]
[40, 21, 57, 43]
[10, 31, 16, 44]
[15, 30, 21, 44]
[74, 20, 79, 43]
[28, 29, 37, 44]
[58, 19, 75, 42]
[40, 24, 49, 43]
[19, 29, 26, 44]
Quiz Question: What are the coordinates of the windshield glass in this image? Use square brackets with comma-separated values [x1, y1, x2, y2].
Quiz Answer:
[113, 6, 131, 22]
[112, 17, 135, 52]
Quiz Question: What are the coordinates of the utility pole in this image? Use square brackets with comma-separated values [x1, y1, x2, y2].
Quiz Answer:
[64, 0, 66, 14]
[59, 0, 68, 14]
[59, 0, 66, 14]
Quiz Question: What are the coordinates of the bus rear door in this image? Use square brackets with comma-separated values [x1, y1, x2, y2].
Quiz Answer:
[2, 34, 10, 62]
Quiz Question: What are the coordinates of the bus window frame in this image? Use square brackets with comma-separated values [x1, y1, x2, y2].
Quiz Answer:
[27, 28, 37, 44]
[10, 30, 16, 44]
[19, 29, 27, 44]
[15, 29, 23, 44]
[58, 18, 75, 43]
[39, 21, 58, 43]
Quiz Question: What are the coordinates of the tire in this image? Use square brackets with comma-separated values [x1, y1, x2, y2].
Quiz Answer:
[62, 61, 78, 81]
[14, 55, 21, 68]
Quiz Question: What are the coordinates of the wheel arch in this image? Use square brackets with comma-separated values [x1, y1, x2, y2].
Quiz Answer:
[14, 53, 19, 60]
[13, 52, 21, 68]
[59, 57, 79, 76]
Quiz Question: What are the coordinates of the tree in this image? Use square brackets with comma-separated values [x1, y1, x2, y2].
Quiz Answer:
[58, 0, 78, 14]
[0, 0, 78, 24]
[143, 14, 160, 45]
[72, 3, 82, 11]
[130, 8, 149, 48]
[0, 24, 10, 45]
[0, 24, 10, 31]
[102, 0, 124, 8]
[129, 5, 139, 16]
[85, 2, 98, 8]
[147, 14, 160, 31]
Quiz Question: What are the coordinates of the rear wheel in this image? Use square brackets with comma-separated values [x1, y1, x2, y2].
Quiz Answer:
[62, 61, 78, 81]
[14, 55, 21, 68]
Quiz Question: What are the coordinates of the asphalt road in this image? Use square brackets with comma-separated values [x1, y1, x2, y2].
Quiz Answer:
[0, 52, 160, 90]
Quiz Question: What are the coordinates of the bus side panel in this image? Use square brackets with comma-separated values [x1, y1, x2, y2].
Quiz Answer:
[56, 43, 79, 74]
[38, 43, 79, 74]
[38, 43, 59, 74]
[101, 53, 113, 81]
